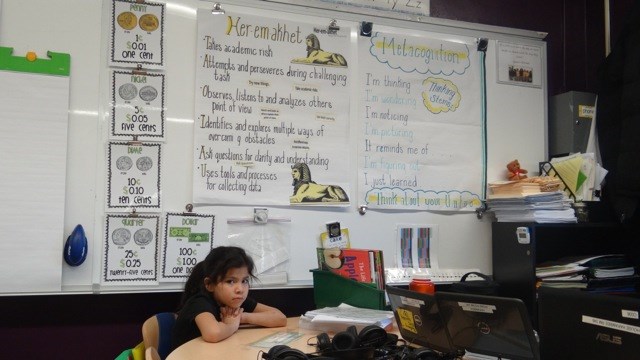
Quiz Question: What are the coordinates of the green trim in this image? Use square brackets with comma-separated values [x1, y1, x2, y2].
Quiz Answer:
[0, 47, 70, 76]
[479, 51, 488, 200]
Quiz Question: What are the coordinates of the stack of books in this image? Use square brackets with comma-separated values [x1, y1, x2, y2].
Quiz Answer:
[316, 247, 385, 291]
[536, 254, 639, 292]
[486, 191, 576, 223]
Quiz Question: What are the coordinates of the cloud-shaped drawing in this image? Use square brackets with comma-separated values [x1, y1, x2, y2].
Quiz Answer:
[364, 188, 481, 210]
[422, 77, 461, 114]
[368, 33, 471, 75]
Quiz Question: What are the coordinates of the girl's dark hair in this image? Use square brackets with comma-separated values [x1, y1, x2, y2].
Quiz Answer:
[179, 246, 255, 308]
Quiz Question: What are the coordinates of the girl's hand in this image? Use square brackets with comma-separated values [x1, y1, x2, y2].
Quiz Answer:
[220, 306, 243, 328]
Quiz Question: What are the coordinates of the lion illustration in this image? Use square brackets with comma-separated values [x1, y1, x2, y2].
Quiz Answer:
[290, 163, 349, 203]
[291, 34, 348, 67]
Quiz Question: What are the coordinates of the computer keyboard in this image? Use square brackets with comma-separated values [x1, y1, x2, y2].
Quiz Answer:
[385, 267, 483, 284]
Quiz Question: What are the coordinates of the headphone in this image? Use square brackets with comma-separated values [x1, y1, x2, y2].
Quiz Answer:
[261, 345, 337, 360]
[314, 325, 398, 353]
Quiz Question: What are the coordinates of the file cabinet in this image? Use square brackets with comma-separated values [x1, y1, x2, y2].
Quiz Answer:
[491, 222, 627, 327]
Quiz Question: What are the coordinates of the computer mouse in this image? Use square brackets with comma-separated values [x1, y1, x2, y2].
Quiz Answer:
[64, 224, 87, 266]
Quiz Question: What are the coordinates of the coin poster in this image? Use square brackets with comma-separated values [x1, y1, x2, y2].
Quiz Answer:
[357, 30, 484, 211]
[161, 212, 215, 281]
[110, 0, 164, 68]
[193, 10, 351, 206]
[103, 213, 159, 284]
[107, 142, 161, 210]
[111, 71, 165, 140]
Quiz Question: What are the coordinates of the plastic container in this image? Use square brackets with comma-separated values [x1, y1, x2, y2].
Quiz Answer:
[310, 269, 387, 310]
[409, 273, 435, 294]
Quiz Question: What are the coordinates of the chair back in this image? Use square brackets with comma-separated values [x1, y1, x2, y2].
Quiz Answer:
[142, 312, 177, 360]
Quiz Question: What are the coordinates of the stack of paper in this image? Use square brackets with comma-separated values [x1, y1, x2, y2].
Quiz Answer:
[488, 177, 562, 198]
[488, 180, 542, 198]
[299, 303, 394, 333]
[487, 191, 577, 223]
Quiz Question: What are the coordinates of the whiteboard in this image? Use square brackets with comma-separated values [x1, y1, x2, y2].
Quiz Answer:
[0, 0, 546, 294]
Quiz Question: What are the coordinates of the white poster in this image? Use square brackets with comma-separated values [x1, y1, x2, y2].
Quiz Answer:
[358, 30, 484, 211]
[103, 213, 159, 285]
[496, 41, 542, 88]
[110, 0, 164, 68]
[107, 142, 161, 210]
[161, 212, 214, 282]
[194, 10, 351, 206]
[111, 70, 165, 140]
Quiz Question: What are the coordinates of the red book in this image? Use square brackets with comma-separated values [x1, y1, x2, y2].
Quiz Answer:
[317, 248, 374, 283]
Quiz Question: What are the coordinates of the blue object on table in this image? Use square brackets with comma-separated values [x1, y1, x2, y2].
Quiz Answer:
[64, 224, 87, 266]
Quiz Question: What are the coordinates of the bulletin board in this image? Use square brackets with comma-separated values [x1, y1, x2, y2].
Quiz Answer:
[0, 0, 547, 295]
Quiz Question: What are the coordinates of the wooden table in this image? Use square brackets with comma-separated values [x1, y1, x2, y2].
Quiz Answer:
[166, 317, 332, 359]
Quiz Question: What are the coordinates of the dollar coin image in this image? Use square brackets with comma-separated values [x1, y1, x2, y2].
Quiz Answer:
[139, 85, 158, 102]
[118, 83, 137, 101]
[112, 228, 131, 246]
[116, 156, 133, 171]
[136, 156, 153, 172]
[117, 12, 137, 30]
[134, 228, 153, 246]
[139, 14, 159, 32]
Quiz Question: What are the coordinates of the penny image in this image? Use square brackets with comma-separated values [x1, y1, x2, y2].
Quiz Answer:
[134, 228, 153, 246]
[136, 156, 153, 172]
[117, 12, 137, 31]
[112, 228, 131, 246]
[139, 14, 159, 32]
[116, 156, 133, 171]
[139, 85, 158, 102]
[118, 83, 137, 101]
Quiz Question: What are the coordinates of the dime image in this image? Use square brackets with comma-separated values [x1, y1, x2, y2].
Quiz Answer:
[116, 156, 133, 171]
[112, 228, 131, 246]
[117, 11, 137, 30]
[136, 156, 153, 172]
[139, 85, 158, 102]
[139, 14, 159, 32]
[118, 83, 137, 101]
[134, 228, 153, 246]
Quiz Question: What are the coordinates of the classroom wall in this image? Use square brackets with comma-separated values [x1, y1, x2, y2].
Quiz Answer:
[431, 0, 637, 96]
[0, 1, 636, 359]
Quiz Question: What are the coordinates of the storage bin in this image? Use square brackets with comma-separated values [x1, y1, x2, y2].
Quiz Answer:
[310, 269, 387, 310]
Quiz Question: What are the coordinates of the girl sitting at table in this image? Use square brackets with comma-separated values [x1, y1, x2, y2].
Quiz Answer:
[171, 246, 287, 350]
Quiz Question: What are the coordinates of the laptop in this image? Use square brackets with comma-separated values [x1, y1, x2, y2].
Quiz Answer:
[538, 287, 640, 360]
[435, 291, 540, 360]
[386, 285, 462, 357]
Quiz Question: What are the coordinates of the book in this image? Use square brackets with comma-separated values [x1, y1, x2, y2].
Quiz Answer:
[299, 303, 394, 333]
[536, 263, 588, 278]
[536, 254, 632, 278]
[316, 248, 385, 290]
[589, 266, 636, 278]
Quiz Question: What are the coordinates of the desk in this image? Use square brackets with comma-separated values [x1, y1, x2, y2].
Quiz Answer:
[166, 317, 332, 359]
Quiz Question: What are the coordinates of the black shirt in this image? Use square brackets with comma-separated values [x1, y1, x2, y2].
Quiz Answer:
[171, 291, 258, 351]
